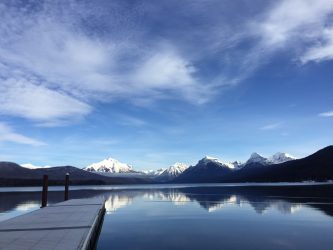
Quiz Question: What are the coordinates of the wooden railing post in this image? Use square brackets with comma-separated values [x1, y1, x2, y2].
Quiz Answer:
[64, 173, 69, 201]
[41, 174, 48, 208]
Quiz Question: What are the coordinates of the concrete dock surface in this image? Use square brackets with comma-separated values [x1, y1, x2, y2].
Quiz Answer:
[0, 197, 106, 250]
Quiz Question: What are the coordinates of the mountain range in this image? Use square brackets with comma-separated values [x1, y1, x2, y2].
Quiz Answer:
[0, 145, 332, 186]
[175, 146, 333, 183]
[0, 162, 151, 186]
[83, 158, 189, 181]
[82, 151, 296, 181]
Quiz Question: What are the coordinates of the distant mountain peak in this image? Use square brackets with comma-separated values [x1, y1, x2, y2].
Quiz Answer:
[143, 168, 166, 176]
[20, 163, 51, 169]
[84, 157, 134, 173]
[244, 151, 296, 167]
[198, 156, 238, 169]
[269, 152, 296, 164]
[164, 163, 188, 176]
[244, 153, 269, 166]
[249, 152, 266, 160]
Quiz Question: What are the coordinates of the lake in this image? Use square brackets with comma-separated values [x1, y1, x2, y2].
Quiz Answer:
[1, 183, 333, 250]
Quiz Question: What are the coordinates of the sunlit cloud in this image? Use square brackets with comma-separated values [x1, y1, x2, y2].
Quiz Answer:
[0, 2, 212, 126]
[301, 28, 333, 63]
[0, 78, 92, 126]
[255, 0, 333, 48]
[319, 111, 333, 117]
[0, 123, 45, 146]
[260, 122, 282, 131]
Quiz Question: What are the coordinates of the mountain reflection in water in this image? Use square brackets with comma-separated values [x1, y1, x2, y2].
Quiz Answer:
[103, 191, 303, 215]
[1, 184, 333, 250]
[1, 184, 333, 218]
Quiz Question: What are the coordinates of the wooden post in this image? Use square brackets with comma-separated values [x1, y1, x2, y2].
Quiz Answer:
[41, 174, 48, 208]
[64, 173, 69, 201]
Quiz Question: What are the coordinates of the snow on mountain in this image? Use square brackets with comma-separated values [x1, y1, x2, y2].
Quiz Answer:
[269, 152, 296, 164]
[83, 151, 296, 177]
[243, 152, 296, 167]
[160, 162, 189, 177]
[84, 157, 134, 173]
[198, 156, 239, 169]
[20, 163, 51, 169]
[142, 168, 166, 176]
[244, 153, 270, 166]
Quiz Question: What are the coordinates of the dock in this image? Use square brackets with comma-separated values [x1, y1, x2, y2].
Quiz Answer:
[0, 197, 106, 250]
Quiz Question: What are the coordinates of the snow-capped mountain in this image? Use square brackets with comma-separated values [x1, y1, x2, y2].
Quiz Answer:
[142, 168, 166, 176]
[161, 163, 189, 177]
[155, 163, 189, 181]
[243, 152, 296, 167]
[174, 150, 301, 183]
[243, 153, 270, 166]
[174, 156, 236, 183]
[198, 156, 240, 169]
[20, 163, 51, 169]
[82, 151, 297, 180]
[84, 157, 134, 173]
[269, 152, 296, 164]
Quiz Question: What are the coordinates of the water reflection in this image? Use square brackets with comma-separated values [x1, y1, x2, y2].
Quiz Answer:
[98, 185, 333, 218]
[1, 184, 333, 219]
[103, 190, 303, 215]
[105, 194, 132, 213]
[1, 184, 333, 249]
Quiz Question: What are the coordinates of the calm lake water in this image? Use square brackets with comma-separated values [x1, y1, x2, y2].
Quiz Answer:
[1, 183, 333, 250]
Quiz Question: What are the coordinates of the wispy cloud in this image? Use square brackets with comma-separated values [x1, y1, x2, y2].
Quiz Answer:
[222, 0, 333, 85]
[0, 2, 212, 126]
[118, 115, 148, 127]
[319, 111, 333, 117]
[301, 28, 333, 63]
[253, 0, 333, 66]
[255, 0, 333, 48]
[0, 123, 46, 146]
[260, 122, 283, 131]
[1, 0, 333, 128]
[0, 78, 92, 126]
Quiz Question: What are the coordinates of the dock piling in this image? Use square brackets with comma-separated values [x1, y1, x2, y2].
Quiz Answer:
[64, 173, 69, 201]
[41, 174, 48, 208]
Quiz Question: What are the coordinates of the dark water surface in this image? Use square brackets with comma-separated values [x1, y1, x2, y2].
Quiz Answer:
[1, 183, 333, 250]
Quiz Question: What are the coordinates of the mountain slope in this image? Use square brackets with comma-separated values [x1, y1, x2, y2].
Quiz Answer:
[84, 157, 135, 173]
[0, 162, 152, 186]
[155, 163, 188, 182]
[174, 146, 333, 183]
[0, 162, 38, 179]
[241, 152, 296, 168]
[175, 156, 236, 183]
[269, 152, 296, 164]
[224, 146, 333, 182]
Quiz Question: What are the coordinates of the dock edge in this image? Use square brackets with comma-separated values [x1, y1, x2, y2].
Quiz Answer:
[80, 199, 106, 250]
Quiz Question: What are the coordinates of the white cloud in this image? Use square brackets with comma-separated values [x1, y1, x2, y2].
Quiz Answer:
[227, 0, 333, 85]
[256, 0, 333, 48]
[301, 28, 333, 63]
[1, 0, 333, 129]
[319, 111, 333, 117]
[0, 78, 92, 125]
[117, 115, 148, 127]
[0, 123, 45, 146]
[0, 2, 212, 126]
[260, 122, 282, 131]
[132, 48, 211, 104]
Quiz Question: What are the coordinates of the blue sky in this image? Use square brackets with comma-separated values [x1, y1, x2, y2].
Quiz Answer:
[0, 0, 333, 169]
